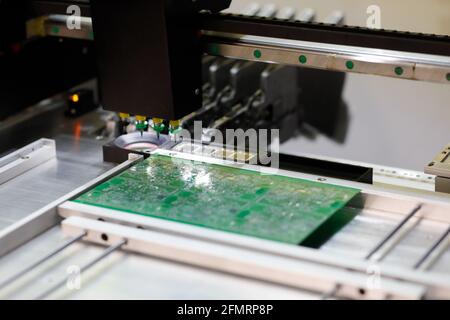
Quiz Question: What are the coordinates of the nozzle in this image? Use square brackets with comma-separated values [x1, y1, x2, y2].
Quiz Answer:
[150, 118, 165, 140]
[169, 120, 182, 141]
[135, 115, 148, 136]
[119, 113, 130, 120]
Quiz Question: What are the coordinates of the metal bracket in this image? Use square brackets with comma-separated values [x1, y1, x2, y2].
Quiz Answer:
[425, 144, 450, 193]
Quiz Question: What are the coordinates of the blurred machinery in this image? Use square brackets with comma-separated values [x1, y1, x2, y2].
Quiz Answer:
[0, 0, 450, 300]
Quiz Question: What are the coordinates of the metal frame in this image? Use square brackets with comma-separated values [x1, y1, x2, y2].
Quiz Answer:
[0, 153, 143, 257]
[0, 138, 56, 185]
[58, 211, 450, 299]
[61, 216, 426, 299]
[55, 149, 450, 299]
[0, 146, 448, 299]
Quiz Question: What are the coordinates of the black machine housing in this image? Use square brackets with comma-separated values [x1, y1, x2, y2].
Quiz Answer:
[90, 0, 232, 120]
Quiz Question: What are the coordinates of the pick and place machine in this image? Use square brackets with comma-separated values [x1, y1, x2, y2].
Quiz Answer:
[0, 0, 450, 299]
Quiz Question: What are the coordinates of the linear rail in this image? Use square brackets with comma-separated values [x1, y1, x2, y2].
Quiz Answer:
[28, 14, 450, 84]
[200, 13, 450, 56]
[202, 34, 450, 84]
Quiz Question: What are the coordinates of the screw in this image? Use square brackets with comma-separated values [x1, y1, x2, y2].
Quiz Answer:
[299, 55, 307, 64]
[395, 67, 404, 76]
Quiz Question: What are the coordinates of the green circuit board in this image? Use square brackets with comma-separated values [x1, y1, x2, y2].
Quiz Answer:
[73, 155, 360, 245]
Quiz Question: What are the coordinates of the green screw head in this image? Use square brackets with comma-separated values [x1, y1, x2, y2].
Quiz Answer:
[299, 55, 307, 64]
[395, 67, 404, 76]
[345, 61, 354, 70]
[51, 26, 60, 34]
[446, 73, 450, 81]
[253, 49, 262, 59]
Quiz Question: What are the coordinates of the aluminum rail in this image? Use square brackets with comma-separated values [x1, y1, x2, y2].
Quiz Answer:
[0, 153, 143, 257]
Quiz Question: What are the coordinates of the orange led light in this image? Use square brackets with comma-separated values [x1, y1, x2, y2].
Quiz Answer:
[71, 94, 80, 103]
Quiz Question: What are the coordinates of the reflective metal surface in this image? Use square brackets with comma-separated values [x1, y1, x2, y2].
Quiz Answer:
[0, 227, 313, 299]
[0, 135, 113, 230]
[203, 33, 450, 83]
[0, 143, 449, 299]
